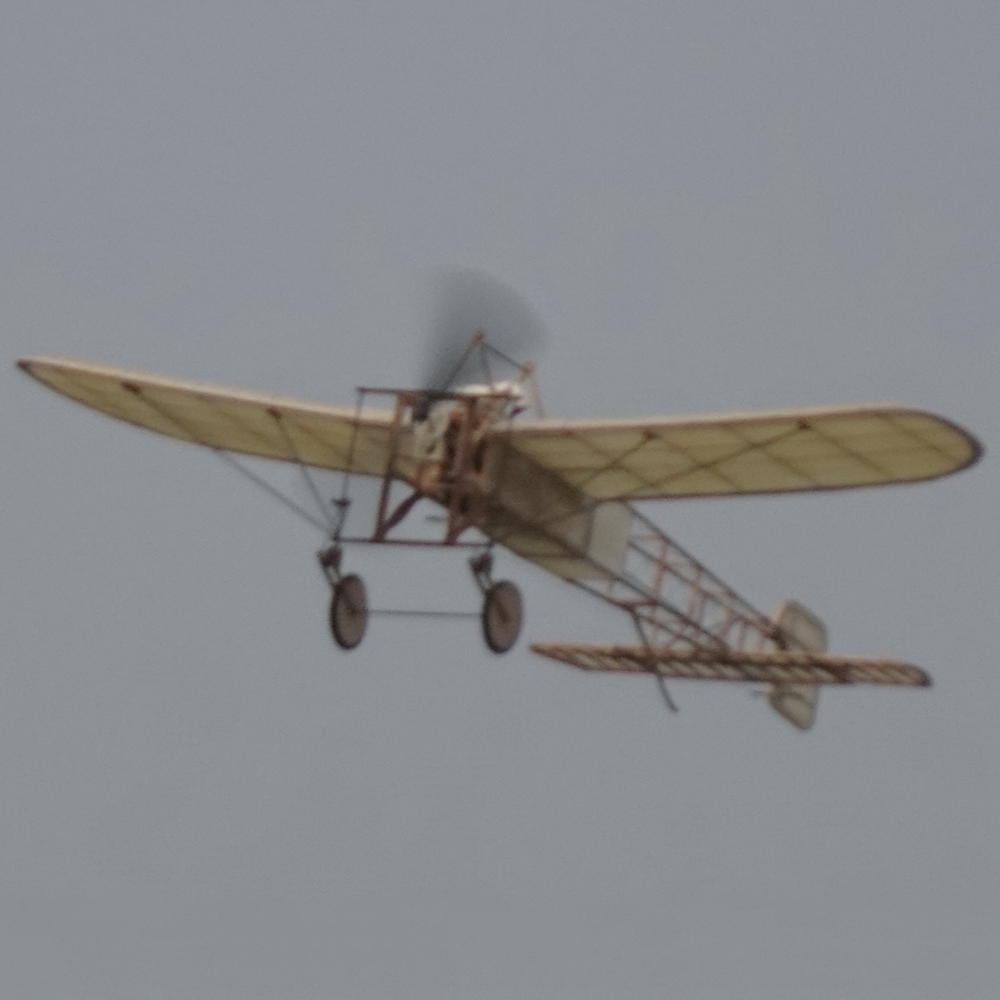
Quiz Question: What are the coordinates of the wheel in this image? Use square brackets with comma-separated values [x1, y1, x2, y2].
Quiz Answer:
[481, 580, 523, 654]
[329, 574, 368, 650]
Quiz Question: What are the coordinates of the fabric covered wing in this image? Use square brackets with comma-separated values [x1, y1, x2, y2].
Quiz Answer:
[531, 643, 931, 687]
[503, 404, 980, 499]
[18, 357, 398, 475]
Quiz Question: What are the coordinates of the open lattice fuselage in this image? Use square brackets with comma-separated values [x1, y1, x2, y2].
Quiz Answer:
[393, 392, 782, 656]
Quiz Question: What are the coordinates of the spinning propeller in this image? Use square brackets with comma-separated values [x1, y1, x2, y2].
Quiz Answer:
[295, 269, 548, 518]
[415, 268, 548, 419]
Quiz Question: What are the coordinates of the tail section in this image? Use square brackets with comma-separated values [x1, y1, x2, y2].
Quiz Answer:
[531, 598, 931, 732]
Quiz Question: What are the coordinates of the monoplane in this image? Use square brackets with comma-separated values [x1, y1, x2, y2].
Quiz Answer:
[18, 274, 982, 729]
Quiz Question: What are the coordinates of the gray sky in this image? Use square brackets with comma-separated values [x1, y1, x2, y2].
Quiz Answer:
[3, 2, 998, 997]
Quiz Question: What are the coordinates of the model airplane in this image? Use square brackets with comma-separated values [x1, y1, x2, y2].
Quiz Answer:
[18, 290, 981, 730]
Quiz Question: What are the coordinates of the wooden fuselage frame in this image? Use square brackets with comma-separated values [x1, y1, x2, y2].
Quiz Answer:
[353, 388, 785, 658]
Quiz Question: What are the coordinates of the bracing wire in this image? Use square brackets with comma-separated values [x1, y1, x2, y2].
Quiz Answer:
[212, 449, 330, 534]
[118, 383, 332, 536]
[435, 332, 484, 391]
[269, 409, 336, 535]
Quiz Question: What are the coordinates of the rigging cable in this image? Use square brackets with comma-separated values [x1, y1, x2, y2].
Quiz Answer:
[269, 408, 336, 535]
[118, 383, 331, 535]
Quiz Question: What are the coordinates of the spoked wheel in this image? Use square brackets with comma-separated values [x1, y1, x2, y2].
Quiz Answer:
[482, 580, 523, 654]
[329, 574, 368, 650]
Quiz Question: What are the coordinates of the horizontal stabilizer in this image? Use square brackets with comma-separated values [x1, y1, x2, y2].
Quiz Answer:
[530, 642, 931, 687]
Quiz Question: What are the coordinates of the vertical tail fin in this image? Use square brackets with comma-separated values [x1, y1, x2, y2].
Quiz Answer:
[768, 601, 828, 730]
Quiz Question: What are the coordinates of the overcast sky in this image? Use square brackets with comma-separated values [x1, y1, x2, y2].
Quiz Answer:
[3, 2, 998, 997]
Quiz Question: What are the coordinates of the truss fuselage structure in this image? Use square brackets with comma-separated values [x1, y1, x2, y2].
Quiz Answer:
[334, 387, 785, 658]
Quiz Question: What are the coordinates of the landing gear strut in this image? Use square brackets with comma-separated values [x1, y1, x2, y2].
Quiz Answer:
[471, 550, 523, 653]
[319, 545, 522, 653]
[319, 545, 369, 651]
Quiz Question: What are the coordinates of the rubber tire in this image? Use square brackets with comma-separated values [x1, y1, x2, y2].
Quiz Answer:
[482, 580, 523, 654]
[330, 574, 368, 650]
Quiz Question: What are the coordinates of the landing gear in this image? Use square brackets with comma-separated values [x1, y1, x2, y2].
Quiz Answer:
[471, 551, 522, 653]
[481, 579, 523, 653]
[319, 546, 522, 653]
[329, 573, 368, 650]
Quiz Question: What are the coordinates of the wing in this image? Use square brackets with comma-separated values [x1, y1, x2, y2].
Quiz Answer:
[502, 404, 981, 499]
[531, 643, 931, 687]
[18, 357, 398, 475]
